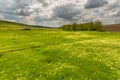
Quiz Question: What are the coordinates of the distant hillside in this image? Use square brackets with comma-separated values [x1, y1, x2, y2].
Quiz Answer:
[104, 24, 120, 32]
[0, 20, 31, 29]
[31, 25, 54, 28]
[1, 20, 120, 31]
[0, 20, 53, 29]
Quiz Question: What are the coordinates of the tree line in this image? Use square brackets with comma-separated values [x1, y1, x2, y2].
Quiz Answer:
[59, 21, 104, 31]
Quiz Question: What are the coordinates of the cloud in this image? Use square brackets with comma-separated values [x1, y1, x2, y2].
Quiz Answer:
[103, 0, 120, 17]
[0, 0, 120, 27]
[0, 15, 4, 19]
[0, 0, 33, 16]
[0, 0, 49, 16]
[36, 0, 48, 7]
[52, 3, 81, 21]
[11, 0, 34, 16]
[85, 0, 108, 9]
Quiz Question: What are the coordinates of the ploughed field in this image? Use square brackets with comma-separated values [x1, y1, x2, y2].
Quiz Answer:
[104, 24, 120, 32]
[0, 29, 120, 80]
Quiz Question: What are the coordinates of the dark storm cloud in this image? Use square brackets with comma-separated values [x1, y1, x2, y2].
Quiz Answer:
[85, 0, 108, 9]
[52, 4, 81, 21]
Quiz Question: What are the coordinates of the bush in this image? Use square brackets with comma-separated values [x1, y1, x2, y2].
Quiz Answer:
[59, 21, 103, 31]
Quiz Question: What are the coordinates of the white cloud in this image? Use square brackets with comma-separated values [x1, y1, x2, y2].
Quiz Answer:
[0, 15, 4, 19]
[0, 0, 120, 27]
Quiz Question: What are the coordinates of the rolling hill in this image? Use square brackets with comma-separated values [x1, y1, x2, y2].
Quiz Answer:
[0, 20, 30, 29]
[0, 20, 53, 29]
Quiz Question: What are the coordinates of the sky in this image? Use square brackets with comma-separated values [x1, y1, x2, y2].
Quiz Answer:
[0, 0, 120, 27]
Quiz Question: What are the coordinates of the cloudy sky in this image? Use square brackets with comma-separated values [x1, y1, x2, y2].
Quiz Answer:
[0, 0, 120, 27]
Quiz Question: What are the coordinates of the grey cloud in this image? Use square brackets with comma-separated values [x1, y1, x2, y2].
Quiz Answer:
[2, 14, 20, 21]
[11, 0, 49, 16]
[0, 0, 12, 10]
[36, 0, 48, 7]
[85, 0, 108, 9]
[104, 0, 120, 17]
[0, 13, 25, 23]
[52, 4, 81, 21]
[104, 0, 120, 10]
[0, 0, 47, 16]
[113, 9, 120, 17]
[11, 0, 34, 16]
[12, 0, 30, 9]
[16, 9, 33, 16]
[0, 0, 34, 16]
[33, 16, 53, 21]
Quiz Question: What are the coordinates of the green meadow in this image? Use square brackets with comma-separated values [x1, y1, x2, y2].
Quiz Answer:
[0, 21, 120, 80]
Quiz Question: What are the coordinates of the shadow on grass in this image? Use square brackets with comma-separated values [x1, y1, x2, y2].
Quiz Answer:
[39, 48, 119, 80]
[0, 53, 4, 58]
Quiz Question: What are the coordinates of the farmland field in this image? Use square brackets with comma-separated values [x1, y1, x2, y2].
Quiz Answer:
[0, 27, 120, 79]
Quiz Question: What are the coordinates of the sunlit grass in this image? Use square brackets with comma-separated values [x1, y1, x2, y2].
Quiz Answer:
[0, 29, 120, 80]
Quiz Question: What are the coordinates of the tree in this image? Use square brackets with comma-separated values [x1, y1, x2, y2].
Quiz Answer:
[59, 20, 103, 31]
[94, 20, 103, 31]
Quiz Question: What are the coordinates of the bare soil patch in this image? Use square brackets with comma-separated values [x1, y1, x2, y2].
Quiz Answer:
[103, 24, 120, 32]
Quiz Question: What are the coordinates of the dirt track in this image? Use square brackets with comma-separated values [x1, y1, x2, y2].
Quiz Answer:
[103, 24, 120, 32]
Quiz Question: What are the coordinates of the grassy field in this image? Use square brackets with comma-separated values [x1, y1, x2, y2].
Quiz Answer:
[0, 22, 120, 80]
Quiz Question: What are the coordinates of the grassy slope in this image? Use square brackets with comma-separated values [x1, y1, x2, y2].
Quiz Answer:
[0, 20, 31, 29]
[0, 21, 120, 80]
